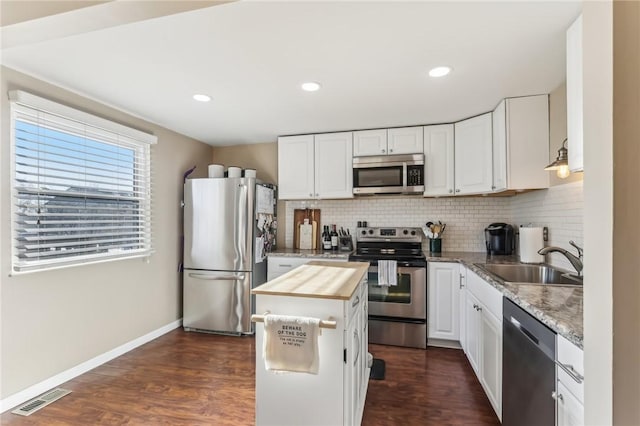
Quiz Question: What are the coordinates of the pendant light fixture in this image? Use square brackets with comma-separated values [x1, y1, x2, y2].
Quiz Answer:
[545, 138, 570, 179]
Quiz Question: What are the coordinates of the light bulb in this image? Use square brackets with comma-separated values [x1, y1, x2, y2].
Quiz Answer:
[557, 165, 570, 179]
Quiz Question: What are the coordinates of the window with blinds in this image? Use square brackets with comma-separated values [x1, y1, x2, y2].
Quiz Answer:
[9, 91, 157, 273]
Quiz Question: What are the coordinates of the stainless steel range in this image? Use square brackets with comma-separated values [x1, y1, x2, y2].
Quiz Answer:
[349, 227, 427, 349]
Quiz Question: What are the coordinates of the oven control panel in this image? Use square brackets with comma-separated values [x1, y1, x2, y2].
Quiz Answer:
[356, 227, 421, 242]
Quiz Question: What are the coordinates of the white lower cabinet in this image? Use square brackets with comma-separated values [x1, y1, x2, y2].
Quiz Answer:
[428, 262, 461, 343]
[458, 266, 467, 351]
[556, 381, 584, 426]
[464, 290, 481, 375]
[463, 270, 503, 421]
[479, 307, 502, 416]
[267, 255, 346, 281]
[556, 335, 584, 426]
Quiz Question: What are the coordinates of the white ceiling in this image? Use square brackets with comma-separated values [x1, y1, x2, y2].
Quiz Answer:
[0, 1, 581, 146]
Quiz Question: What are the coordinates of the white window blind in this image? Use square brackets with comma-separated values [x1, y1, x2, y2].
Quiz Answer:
[9, 90, 157, 273]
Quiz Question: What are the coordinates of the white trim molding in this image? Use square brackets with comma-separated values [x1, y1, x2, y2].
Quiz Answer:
[0, 319, 182, 413]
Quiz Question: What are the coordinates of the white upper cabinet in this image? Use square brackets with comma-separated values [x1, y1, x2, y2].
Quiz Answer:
[492, 95, 550, 192]
[454, 113, 493, 195]
[354, 127, 423, 156]
[566, 14, 584, 172]
[278, 133, 353, 200]
[314, 132, 353, 199]
[277, 135, 315, 200]
[387, 126, 424, 155]
[423, 124, 455, 196]
[353, 129, 387, 156]
[492, 100, 508, 192]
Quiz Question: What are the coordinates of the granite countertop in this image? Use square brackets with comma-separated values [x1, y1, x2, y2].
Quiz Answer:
[427, 251, 584, 349]
[252, 261, 369, 300]
[268, 248, 353, 259]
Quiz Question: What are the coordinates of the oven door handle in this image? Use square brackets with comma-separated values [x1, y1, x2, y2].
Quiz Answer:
[368, 266, 424, 273]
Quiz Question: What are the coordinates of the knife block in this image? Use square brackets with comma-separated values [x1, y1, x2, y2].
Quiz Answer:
[339, 236, 353, 251]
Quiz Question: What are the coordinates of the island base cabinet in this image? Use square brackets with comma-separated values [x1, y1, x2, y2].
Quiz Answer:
[255, 285, 368, 426]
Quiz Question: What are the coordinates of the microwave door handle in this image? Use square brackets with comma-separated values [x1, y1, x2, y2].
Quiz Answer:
[403, 162, 407, 187]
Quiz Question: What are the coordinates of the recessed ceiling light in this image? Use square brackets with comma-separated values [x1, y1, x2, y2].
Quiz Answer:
[301, 82, 321, 92]
[428, 66, 452, 78]
[193, 94, 211, 102]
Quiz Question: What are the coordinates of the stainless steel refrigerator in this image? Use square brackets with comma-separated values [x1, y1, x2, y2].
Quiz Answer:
[183, 177, 276, 334]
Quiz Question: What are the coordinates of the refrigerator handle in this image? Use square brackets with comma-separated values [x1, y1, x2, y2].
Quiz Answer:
[187, 273, 246, 281]
[237, 183, 248, 268]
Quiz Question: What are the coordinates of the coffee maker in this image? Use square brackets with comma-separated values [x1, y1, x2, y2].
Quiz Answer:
[485, 223, 514, 255]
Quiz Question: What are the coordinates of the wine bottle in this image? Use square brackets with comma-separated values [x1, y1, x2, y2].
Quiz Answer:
[330, 225, 339, 251]
[323, 226, 332, 250]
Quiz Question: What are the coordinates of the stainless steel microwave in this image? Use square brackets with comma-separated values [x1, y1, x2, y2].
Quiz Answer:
[353, 154, 425, 195]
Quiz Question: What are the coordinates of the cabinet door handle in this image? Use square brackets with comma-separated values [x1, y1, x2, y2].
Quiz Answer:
[309, 193, 313, 197]
[381, 149, 386, 153]
[491, 185, 496, 190]
[455, 189, 461, 193]
[389, 148, 393, 153]
[551, 391, 564, 403]
[354, 330, 361, 366]
[278, 264, 293, 268]
[352, 295, 360, 307]
[449, 189, 453, 194]
[459, 273, 465, 289]
[555, 361, 584, 384]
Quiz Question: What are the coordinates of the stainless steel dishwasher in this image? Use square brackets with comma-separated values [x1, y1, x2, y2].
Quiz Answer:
[502, 298, 556, 426]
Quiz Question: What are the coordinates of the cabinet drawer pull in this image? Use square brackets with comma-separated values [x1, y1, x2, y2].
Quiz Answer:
[555, 360, 584, 384]
[278, 264, 293, 268]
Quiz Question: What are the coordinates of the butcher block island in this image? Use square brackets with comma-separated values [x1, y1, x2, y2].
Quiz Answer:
[251, 261, 370, 426]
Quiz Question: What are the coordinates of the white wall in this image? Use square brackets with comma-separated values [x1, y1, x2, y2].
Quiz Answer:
[582, 1, 614, 424]
[0, 66, 213, 401]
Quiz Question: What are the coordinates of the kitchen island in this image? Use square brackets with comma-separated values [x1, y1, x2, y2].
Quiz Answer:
[252, 261, 369, 426]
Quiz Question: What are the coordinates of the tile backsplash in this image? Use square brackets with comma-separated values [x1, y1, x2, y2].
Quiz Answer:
[283, 181, 584, 270]
[511, 180, 584, 270]
[285, 196, 511, 252]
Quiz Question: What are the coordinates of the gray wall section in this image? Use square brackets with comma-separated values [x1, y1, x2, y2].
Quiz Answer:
[0, 66, 213, 399]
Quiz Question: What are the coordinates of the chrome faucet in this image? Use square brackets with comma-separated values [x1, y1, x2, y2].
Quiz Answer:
[538, 241, 584, 277]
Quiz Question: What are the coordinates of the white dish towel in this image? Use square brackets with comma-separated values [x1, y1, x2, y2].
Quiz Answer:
[378, 260, 397, 286]
[263, 314, 321, 374]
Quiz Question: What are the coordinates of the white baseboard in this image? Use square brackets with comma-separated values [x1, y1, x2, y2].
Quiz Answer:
[427, 338, 463, 350]
[0, 318, 182, 413]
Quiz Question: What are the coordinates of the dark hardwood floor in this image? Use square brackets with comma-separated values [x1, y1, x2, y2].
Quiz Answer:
[1, 330, 499, 425]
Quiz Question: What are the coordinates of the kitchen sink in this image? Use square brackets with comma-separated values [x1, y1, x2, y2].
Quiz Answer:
[476, 263, 583, 286]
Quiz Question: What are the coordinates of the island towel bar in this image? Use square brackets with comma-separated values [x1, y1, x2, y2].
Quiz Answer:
[251, 313, 337, 329]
